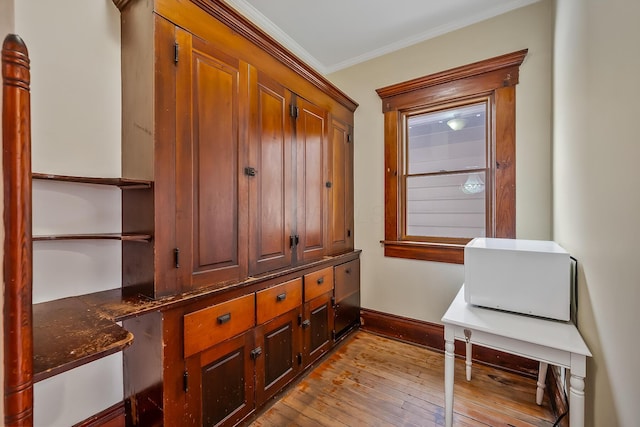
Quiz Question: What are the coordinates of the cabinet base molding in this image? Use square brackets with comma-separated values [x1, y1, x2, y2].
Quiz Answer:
[359, 308, 539, 378]
[73, 401, 126, 427]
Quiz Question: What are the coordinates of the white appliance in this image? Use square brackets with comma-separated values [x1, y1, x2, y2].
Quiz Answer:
[464, 237, 571, 321]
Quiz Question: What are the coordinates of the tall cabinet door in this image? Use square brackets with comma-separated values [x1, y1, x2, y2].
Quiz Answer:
[327, 118, 354, 255]
[248, 70, 295, 275]
[295, 97, 328, 262]
[175, 29, 249, 292]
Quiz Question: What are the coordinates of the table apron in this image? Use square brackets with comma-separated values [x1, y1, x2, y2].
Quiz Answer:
[451, 326, 572, 368]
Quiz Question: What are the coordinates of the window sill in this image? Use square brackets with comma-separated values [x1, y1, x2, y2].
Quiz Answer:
[380, 240, 466, 264]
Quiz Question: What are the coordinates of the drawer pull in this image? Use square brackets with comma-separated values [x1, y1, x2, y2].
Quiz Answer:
[317, 277, 324, 285]
[250, 346, 262, 360]
[217, 313, 231, 324]
[345, 268, 351, 274]
[276, 293, 287, 302]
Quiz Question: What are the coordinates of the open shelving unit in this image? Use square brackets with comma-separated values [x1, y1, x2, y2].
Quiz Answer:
[31, 172, 154, 382]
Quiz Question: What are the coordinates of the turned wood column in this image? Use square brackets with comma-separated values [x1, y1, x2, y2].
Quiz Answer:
[2, 33, 34, 426]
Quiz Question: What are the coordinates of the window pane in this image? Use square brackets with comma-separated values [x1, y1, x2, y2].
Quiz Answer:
[406, 172, 486, 238]
[408, 103, 486, 175]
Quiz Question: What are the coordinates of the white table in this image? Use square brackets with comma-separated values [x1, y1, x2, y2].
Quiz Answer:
[441, 285, 591, 427]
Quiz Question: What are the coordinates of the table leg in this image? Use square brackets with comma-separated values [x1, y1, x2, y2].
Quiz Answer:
[569, 373, 586, 427]
[444, 327, 455, 427]
[465, 341, 472, 381]
[536, 362, 548, 405]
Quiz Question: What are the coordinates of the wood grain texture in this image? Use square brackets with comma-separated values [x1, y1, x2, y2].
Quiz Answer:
[33, 298, 133, 382]
[379, 51, 523, 263]
[186, 0, 358, 112]
[303, 267, 333, 302]
[2, 33, 34, 426]
[249, 331, 555, 427]
[360, 308, 540, 378]
[256, 278, 302, 324]
[376, 49, 527, 104]
[183, 293, 256, 358]
[73, 401, 126, 427]
[32, 173, 151, 188]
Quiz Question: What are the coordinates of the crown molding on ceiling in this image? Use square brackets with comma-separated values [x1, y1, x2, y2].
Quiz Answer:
[325, 0, 540, 73]
[225, 0, 540, 75]
[223, 0, 328, 74]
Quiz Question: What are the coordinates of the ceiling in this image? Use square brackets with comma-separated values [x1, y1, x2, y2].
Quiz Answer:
[224, 0, 540, 74]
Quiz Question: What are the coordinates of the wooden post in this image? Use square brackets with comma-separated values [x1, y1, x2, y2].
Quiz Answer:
[2, 33, 34, 426]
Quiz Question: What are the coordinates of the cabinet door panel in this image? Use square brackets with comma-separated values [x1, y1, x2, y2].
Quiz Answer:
[185, 331, 255, 427]
[296, 97, 328, 262]
[303, 292, 334, 367]
[254, 309, 301, 405]
[176, 31, 248, 292]
[327, 118, 354, 255]
[334, 259, 360, 339]
[249, 71, 294, 275]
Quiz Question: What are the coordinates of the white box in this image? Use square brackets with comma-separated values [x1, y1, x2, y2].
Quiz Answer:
[464, 238, 571, 321]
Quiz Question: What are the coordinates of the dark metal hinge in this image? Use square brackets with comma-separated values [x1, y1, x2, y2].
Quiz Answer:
[289, 235, 300, 248]
[174, 248, 180, 268]
[290, 104, 299, 119]
[174, 42, 179, 64]
[347, 133, 352, 143]
[183, 370, 189, 392]
[297, 353, 303, 365]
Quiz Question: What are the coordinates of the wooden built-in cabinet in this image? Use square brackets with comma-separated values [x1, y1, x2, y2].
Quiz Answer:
[132, 259, 353, 427]
[119, 0, 355, 298]
[334, 259, 361, 339]
[110, 0, 360, 426]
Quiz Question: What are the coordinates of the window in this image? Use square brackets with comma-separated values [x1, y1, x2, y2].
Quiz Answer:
[377, 50, 527, 263]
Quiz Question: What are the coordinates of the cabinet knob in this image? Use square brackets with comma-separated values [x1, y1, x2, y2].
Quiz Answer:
[244, 166, 257, 176]
[325, 181, 332, 188]
[317, 277, 324, 285]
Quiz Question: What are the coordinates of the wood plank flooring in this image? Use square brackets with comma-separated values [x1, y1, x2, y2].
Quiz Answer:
[248, 331, 556, 427]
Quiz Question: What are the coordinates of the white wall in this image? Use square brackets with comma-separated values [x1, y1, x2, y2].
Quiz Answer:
[13, 1, 123, 425]
[328, 0, 553, 323]
[553, 0, 640, 425]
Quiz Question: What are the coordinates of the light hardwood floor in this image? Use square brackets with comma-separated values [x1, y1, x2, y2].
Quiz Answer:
[248, 331, 556, 427]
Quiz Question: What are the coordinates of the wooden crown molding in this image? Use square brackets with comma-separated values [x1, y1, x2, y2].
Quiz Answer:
[190, 0, 358, 112]
[112, 0, 358, 112]
[376, 49, 528, 100]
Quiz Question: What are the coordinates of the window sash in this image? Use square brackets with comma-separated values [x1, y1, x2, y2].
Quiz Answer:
[377, 50, 525, 263]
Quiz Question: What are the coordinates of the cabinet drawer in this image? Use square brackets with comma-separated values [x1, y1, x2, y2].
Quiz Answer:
[256, 278, 302, 324]
[304, 267, 334, 302]
[184, 293, 255, 358]
[334, 259, 360, 301]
